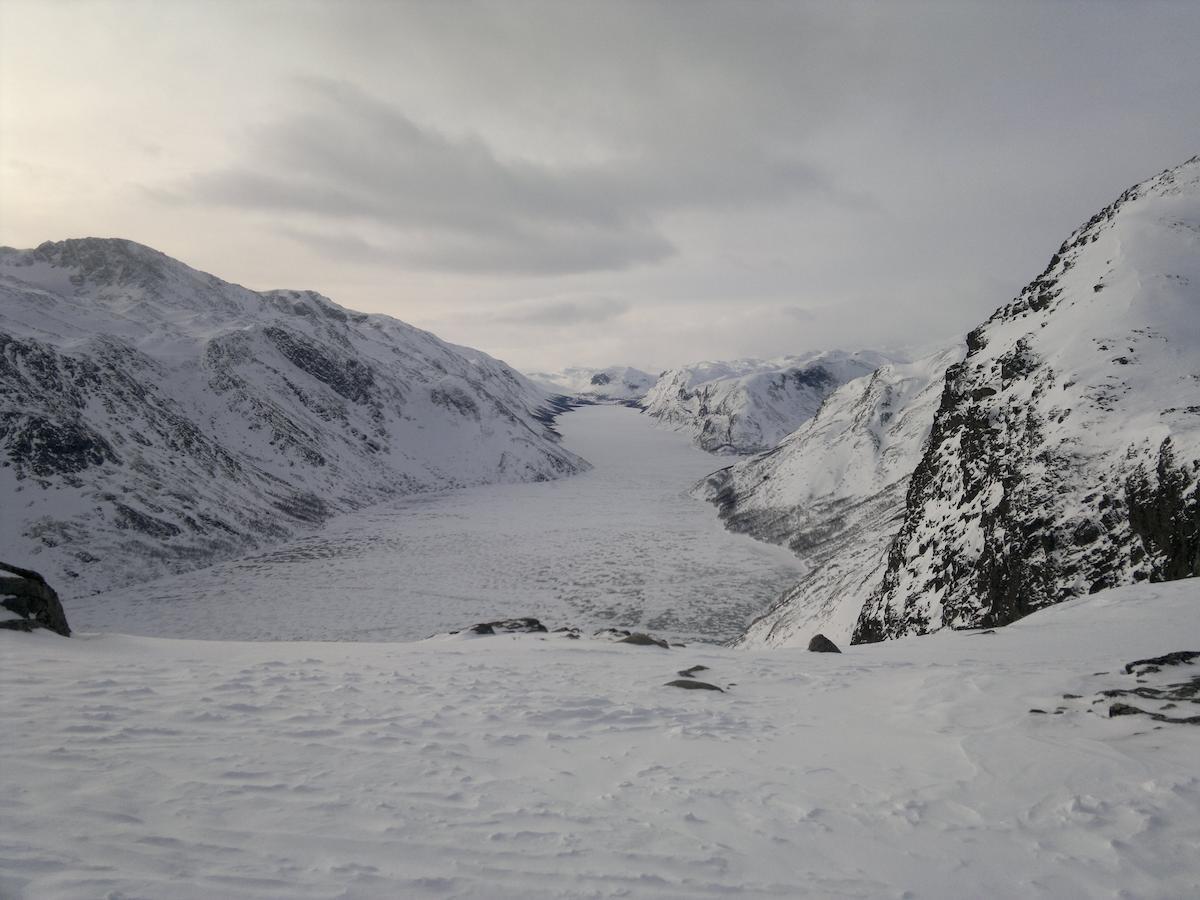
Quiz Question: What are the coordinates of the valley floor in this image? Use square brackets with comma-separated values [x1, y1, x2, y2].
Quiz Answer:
[66, 405, 804, 644]
[3, 580, 1199, 898]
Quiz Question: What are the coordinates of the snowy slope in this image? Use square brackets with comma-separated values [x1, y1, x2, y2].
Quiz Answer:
[0, 239, 585, 595]
[643, 350, 896, 454]
[696, 347, 963, 647]
[526, 365, 656, 402]
[3, 579, 1199, 899]
[857, 156, 1200, 643]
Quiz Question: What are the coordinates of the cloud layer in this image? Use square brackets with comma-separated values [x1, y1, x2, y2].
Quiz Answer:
[2, 1, 1198, 369]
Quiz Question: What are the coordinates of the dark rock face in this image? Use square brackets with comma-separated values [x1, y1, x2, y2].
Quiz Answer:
[664, 679, 724, 692]
[807, 634, 841, 653]
[0, 561, 70, 636]
[1126, 440, 1200, 582]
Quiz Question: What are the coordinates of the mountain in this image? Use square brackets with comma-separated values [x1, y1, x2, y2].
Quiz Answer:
[696, 347, 962, 647]
[642, 350, 896, 454]
[856, 156, 1200, 642]
[526, 365, 656, 402]
[0, 238, 586, 595]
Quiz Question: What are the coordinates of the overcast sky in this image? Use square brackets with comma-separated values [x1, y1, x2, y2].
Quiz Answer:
[2, 1, 1198, 371]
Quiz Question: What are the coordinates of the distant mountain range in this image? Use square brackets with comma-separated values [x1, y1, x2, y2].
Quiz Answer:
[526, 366, 656, 402]
[0, 239, 585, 595]
[641, 351, 899, 454]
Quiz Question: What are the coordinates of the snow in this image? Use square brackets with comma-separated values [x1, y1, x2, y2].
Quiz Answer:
[66, 406, 806, 644]
[3, 579, 1198, 898]
[642, 350, 898, 454]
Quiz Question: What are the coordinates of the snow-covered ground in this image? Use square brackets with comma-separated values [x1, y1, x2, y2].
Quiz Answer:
[3, 579, 1198, 899]
[66, 406, 805, 644]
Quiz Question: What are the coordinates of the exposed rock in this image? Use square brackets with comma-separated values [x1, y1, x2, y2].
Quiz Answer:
[1124, 650, 1200, 675]
[664, 679, 724, 692]
[464, 617, 548, 636]
[0, 561, 70, 636]
[619, 632, 670, 648]
[807, 634, 841, 653]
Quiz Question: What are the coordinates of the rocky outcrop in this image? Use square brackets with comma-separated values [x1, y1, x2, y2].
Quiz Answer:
[0, 561, 70, 636]
[854, 157, 1200, 643]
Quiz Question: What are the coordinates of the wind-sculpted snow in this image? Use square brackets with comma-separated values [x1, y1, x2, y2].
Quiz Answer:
[527, 365, 656, 402]
[0, 239, 585, 595]
[4, 580, 1200, 898]
[642, 350, 894, 454]
[67, 406, 805, 644]
[696, 348, 962, 647]
[857, 156, 1200, 643]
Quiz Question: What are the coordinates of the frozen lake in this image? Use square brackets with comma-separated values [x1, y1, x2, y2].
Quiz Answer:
[70, 405, 806, 643]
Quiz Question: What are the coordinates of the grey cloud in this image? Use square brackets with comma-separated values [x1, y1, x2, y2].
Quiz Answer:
[486, 296, 631, 327]
[179, 77, 839, 275]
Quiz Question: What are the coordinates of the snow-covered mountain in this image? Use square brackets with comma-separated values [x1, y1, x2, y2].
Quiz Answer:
[696, 347, 962, 647]
[856, 156, 1200, 642]
[643, 350, 896, 454]
[525, 365, 656, 402]
[0, 238, 586, 595]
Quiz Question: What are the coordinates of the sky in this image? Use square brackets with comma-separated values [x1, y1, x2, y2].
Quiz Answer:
[1, 1, 1198, 372]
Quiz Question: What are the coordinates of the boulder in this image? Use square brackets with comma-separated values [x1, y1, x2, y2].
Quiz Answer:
[807, 633, 841, 653]
[0, 561, 71, 636]
[664, 679, 724, 692]
[619, 632, 670, 649]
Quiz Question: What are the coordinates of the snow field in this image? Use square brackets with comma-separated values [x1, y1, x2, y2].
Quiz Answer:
[2, 580, 1198, 898]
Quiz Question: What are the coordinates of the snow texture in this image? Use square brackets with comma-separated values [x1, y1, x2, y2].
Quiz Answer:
[3, 579, 1199, 898]
[0, 239, 585, 596]
[857, 156, 1200, 642]
[526, 366, 657, 402]
[66, 406, 806, 645]
[642, 351, 896, 454]
[697, 347, 963, 648]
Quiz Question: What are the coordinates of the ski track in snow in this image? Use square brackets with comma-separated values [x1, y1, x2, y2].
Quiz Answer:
[2, 581, 1198, 898]
[67, 406, 806, 644]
